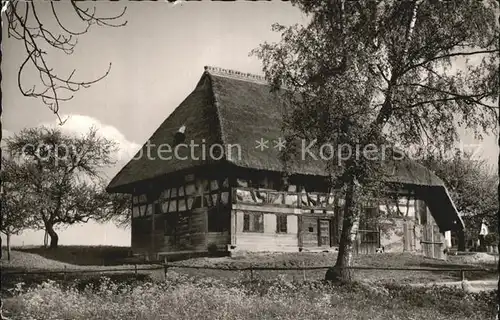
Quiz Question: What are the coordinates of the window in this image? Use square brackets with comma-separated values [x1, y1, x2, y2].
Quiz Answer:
[276, 214, 287, 233]
[132, 193, 149, 219]
[243, 213, 249, 231]
[243, 212, 263, 232]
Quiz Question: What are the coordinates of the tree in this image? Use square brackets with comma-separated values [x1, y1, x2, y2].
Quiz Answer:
[0, 156, 34, 260]
[253, 0, 499, 282]
[104, 192, 132, 230]
[416, 148, 498, 246]
[3, 126, 130, 248]
[1, 0, 127, 123]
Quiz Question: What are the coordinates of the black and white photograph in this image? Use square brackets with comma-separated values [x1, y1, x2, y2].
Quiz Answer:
[1, 0, 499, 319]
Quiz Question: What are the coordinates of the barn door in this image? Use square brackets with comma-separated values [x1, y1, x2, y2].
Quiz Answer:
[421, 224, 444, 259]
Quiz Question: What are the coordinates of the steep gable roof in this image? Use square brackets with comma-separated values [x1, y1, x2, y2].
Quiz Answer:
[107, 66, 464, 231]
[107, 66, 447, 192]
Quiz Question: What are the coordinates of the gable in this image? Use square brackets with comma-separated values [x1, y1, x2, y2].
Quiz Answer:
[106, 74, 223, 192]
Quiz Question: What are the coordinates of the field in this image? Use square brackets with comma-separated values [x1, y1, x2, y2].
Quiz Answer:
[1, 246, 498, 320]
[2, 269, 497, 320]
[8, 245, 134, 266]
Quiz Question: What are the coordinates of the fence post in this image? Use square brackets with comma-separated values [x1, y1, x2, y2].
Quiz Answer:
[134, 264, 138, 278]
[63, 266, 67, 281]
[460, 270, 465, 281]
[250, 267, 254, 281]
[302, 261, 306, 281]
[163, 257, 168, 281]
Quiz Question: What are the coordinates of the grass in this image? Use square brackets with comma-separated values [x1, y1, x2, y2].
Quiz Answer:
[165, 251, 497, 283]
[2, 248, 496, 285]
[1, 248, 497, 319]
[2, 271, 497, 320]
[11, 245, 133, 266]
[0, 248, 162, 295]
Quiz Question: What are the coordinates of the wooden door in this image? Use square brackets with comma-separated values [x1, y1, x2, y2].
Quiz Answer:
[354, 230, 380, 254]
[318, 219, 330, 247]
[301, 216, 319, 248]
[421, 224, 444, 259]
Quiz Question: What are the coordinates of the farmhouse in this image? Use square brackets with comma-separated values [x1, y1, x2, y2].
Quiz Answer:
[106, 66, 465, 260]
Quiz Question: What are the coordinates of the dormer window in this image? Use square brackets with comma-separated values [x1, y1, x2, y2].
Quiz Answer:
[174, 125, 186, 145]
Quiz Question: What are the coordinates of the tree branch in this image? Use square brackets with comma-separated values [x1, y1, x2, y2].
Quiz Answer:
[402, 49, 499, 75]
[5, 1, 127, 124]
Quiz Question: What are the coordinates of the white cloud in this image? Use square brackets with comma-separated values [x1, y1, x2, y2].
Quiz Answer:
[39, 114, 141, 162]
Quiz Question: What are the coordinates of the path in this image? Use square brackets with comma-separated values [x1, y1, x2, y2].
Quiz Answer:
[409, 279, 498, 293]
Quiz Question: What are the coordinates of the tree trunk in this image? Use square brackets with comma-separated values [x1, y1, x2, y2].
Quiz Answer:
[46, 223, 59, 249]
[7, 233, 11, 261]
[335, 193, 344, 246]
[326, 181, 356, 283]
[44, 231, 49, 248]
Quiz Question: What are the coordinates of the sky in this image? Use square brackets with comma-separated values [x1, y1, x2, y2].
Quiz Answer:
[2, 1, 498, 247]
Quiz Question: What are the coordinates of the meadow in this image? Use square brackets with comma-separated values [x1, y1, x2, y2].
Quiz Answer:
[2, 270, 497, 320]
[1, 247, 498, 320]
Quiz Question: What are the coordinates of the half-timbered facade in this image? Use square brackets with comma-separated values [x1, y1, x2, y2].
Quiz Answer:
[106, 66, 465, 260]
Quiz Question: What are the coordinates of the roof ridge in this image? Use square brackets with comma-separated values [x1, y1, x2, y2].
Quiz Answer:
[204, 70, 230, 161]
[204, 66, 268, 85]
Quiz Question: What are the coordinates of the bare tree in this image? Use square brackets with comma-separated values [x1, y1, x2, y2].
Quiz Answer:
[1, 0, 127, 124]
[4, 126, 130, 248]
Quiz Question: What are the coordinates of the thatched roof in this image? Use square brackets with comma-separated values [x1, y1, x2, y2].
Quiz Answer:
[106, 66, 463, 231]
[108, 66, 447, 189]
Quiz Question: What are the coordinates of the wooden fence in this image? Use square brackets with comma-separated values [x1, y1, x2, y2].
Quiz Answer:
[2, 263, 494, 283]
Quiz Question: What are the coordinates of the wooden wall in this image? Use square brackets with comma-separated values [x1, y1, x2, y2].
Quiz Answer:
[131, 217, 152, 254]
[231, 204, 299, 252]
[129, 166, 449, 258]
[162, 209, 207, 252]
[131, 209, 232, 256]
[300, 215, 335, 248]
[376, 198, 445, 258]
[130, 166, 232, 256]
